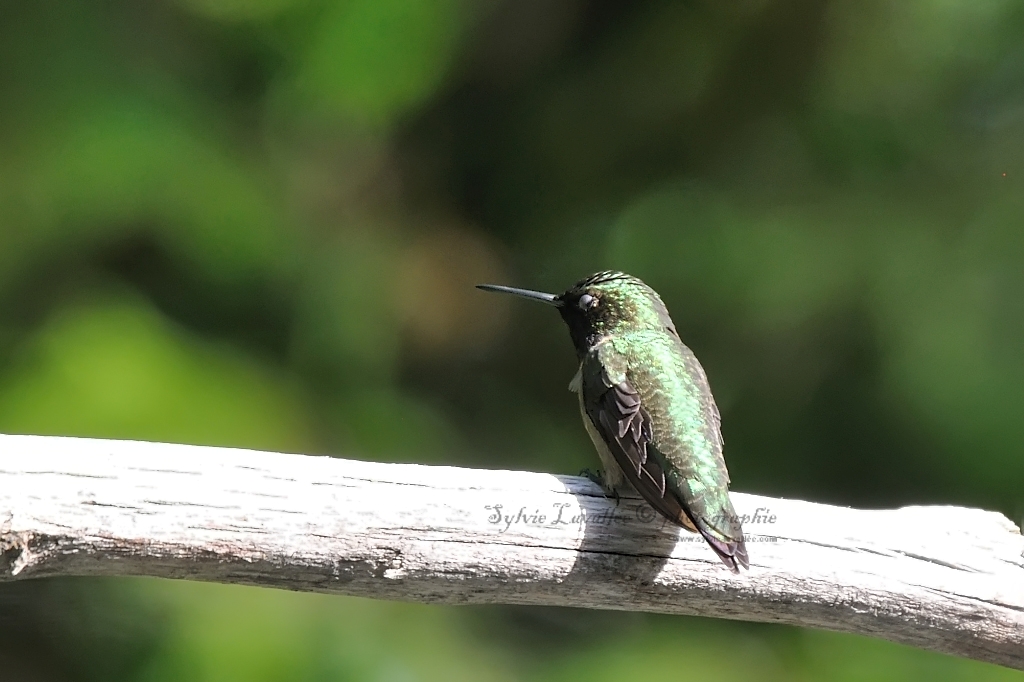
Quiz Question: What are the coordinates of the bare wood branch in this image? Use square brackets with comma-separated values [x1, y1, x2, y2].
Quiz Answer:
[0, 434, 1021, 669]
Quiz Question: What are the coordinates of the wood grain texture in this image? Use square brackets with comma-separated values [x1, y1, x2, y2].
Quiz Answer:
[0, 434, 1021, 669]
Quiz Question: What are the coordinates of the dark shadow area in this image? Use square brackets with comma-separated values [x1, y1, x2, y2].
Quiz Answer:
[558, 475, 686, 601]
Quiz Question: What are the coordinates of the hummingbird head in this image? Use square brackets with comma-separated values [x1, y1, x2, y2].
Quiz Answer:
[477, 271, 677, 357]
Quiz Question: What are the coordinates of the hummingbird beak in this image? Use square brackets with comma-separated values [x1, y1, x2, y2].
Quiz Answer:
[476, 284, 561, 306]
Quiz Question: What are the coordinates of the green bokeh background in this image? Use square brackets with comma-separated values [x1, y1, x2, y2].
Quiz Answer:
[1, 1, 1022, 679]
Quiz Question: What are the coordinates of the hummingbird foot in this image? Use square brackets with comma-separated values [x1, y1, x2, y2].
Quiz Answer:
[578, 468, 621, 506]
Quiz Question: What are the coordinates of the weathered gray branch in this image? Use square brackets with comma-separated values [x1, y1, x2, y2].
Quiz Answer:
[1, 434, 1022, 669]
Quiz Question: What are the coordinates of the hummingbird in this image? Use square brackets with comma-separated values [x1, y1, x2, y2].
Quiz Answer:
[477, 271, 748, 572]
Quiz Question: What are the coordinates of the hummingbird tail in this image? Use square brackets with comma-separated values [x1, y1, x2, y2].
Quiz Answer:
[694, 523, 749, 573]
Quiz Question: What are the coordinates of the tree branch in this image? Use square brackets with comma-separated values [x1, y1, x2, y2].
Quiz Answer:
[0, 434, 1021, 669]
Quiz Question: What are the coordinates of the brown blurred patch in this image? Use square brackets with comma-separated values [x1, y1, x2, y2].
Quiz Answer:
[396, 224, 510, 356]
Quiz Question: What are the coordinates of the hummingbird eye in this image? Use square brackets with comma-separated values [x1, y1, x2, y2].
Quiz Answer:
[578, 294, 596, 310]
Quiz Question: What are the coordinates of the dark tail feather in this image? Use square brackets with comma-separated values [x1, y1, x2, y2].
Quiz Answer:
[695, 523, 749, 573]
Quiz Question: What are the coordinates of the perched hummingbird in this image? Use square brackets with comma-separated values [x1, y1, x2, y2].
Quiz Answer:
[478, 271, 748, 572]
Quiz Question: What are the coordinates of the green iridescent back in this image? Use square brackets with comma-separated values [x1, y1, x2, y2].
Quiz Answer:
[610, 330, 740, 541]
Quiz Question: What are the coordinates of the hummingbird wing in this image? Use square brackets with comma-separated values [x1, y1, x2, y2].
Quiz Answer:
[580, 342, 748, 572]
[578, 351, 685, 521]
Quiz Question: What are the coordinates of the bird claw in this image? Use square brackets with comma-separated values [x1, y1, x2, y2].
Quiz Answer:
[608, 487, 621, 507]
[578, 468, 621, 506]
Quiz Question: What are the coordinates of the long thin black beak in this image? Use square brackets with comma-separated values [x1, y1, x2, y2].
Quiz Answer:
[476, 284, 561, 306]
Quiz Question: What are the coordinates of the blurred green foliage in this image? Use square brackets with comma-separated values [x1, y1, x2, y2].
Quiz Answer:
[0, 0, 1022, 680]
